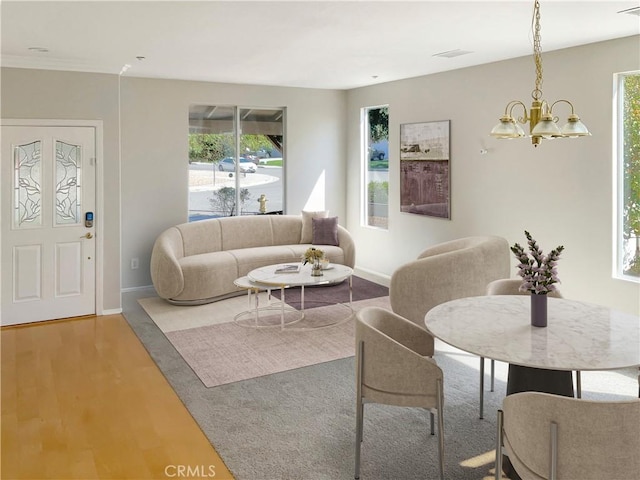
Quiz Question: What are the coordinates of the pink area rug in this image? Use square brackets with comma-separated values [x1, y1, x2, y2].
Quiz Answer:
[139, 277, 390, 387]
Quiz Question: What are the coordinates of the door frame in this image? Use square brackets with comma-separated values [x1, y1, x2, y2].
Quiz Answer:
[1, 118, 105, 317]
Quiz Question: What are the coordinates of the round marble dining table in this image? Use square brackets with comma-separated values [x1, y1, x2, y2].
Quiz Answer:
[425, 295, 640, 396]
[426, 295, 640, 480]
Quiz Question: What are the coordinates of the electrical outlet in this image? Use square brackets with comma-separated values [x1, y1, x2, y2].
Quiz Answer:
[131, 258, 139, 270]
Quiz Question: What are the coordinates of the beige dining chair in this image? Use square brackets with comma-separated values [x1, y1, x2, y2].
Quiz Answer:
[480, 279, 580, 419]
[496, 392, 640, 480]
[355, 306, 445, 480]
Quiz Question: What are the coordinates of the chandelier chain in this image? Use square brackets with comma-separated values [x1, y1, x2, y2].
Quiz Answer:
[490, 0, 590, 144]
[532, 0, 543, 101]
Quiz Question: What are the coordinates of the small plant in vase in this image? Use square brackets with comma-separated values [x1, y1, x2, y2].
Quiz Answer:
[303, 247, 325, 276]
[510, 231, 564, 327]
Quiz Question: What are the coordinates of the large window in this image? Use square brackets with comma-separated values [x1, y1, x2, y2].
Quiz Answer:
[616, 72, 640, 280]
[188, 105, 285, 220]
[362, 105, 389, 229]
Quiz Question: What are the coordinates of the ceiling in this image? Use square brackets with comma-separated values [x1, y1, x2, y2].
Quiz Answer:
[2, 1, 639, 90]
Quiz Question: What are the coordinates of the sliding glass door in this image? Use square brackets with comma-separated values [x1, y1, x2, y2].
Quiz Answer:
[188, 105, 285, 220]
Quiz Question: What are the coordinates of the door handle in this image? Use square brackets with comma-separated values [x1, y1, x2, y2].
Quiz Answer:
[81, 232, 94, 239]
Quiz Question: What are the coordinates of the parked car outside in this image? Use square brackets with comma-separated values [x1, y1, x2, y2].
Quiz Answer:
[370, 149, 385, 161]
[218, 156, 257, 173]
[251, 148, 282, 159]
[369, 140, 389, 161]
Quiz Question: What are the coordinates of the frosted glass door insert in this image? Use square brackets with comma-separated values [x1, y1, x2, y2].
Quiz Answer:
[13, 140, 42, 228]
[55, 140, 82, 225]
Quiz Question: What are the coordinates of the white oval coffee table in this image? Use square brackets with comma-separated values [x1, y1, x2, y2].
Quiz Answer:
[233, 276, 303, 328]
[245, 262, 354, 329]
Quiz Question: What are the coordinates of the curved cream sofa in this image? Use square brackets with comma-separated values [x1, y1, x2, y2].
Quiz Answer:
[150, 215, 356, 305]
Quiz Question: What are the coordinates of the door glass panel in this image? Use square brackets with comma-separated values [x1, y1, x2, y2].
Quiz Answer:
[55, 141, 81, 225]
[13, 140, 42, 228]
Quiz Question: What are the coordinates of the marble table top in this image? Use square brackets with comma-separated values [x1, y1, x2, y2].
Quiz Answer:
[248, 262, 353, 287]
[425, 295, 640, 371]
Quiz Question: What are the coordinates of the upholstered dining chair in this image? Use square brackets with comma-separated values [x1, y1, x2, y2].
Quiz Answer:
[481, 279, 580, 419]
[496, 392, 640, 480]
[390, 236, 511, 357]
[355, 306, 445, 480]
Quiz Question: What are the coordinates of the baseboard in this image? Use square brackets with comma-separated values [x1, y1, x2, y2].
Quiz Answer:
[121, 285, 155, 293]
[101, 308, 123, 315]
[353, 267, 390, 288]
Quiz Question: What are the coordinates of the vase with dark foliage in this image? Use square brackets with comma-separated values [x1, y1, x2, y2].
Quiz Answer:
[511, 231, 564, 327]
[530, 294, 548, 327]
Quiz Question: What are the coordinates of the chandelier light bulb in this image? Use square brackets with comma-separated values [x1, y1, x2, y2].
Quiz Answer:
[531, 113, 562, 137]
[561, 115, 592, 137]
[490, 116, 526, 139]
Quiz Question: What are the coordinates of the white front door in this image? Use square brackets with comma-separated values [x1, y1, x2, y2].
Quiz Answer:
[1, 126, 96, 325]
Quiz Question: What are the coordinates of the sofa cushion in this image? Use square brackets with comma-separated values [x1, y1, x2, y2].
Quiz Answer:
[301, 210, 328, 243]
[270, 215, 305, 245]
[228, 246, 303, 276]
[176, 219, 223, 257]
[312, 216, 339, 246]
[220, 216, 275, 250]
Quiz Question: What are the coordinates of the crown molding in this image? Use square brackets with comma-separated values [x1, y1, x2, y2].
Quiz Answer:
[1, 54, 120, 75]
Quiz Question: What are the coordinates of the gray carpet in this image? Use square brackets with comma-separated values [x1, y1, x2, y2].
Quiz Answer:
[122, 287, 638, 480]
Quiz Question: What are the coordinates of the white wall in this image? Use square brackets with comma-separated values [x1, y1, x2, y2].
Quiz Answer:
[119, 77, 347, 288]
[346, 36, 640, 314]
[1, 68, 122, 313]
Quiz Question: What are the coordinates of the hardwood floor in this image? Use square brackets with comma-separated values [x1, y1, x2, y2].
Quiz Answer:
[1, 314, 234, 479]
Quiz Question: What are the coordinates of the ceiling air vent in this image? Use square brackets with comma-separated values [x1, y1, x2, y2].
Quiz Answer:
[618, 6, 640, 16]
[432, 49, 473, 59]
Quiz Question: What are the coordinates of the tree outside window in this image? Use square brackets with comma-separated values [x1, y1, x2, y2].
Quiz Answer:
[209, 187, 251, 216]
[620, 72, 640, 278]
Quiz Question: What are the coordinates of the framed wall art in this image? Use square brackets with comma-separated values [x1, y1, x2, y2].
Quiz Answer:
[399, 120, 450, 219]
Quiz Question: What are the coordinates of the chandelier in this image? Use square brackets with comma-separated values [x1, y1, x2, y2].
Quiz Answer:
[490, 0, 591, 147]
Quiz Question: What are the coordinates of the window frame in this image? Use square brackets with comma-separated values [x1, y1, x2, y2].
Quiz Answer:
[361, 104, 389, 230]
[614, 70, 640, 283]
[188, 105, 285, 221]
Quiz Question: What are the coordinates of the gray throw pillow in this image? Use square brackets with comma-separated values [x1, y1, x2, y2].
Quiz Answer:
[301, 210, 328, 243]
[312, 216, 339, 246]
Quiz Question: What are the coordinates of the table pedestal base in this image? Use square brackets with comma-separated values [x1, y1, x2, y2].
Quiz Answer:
[507, 365, 574, 396]
[503, 365, 574, 480]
